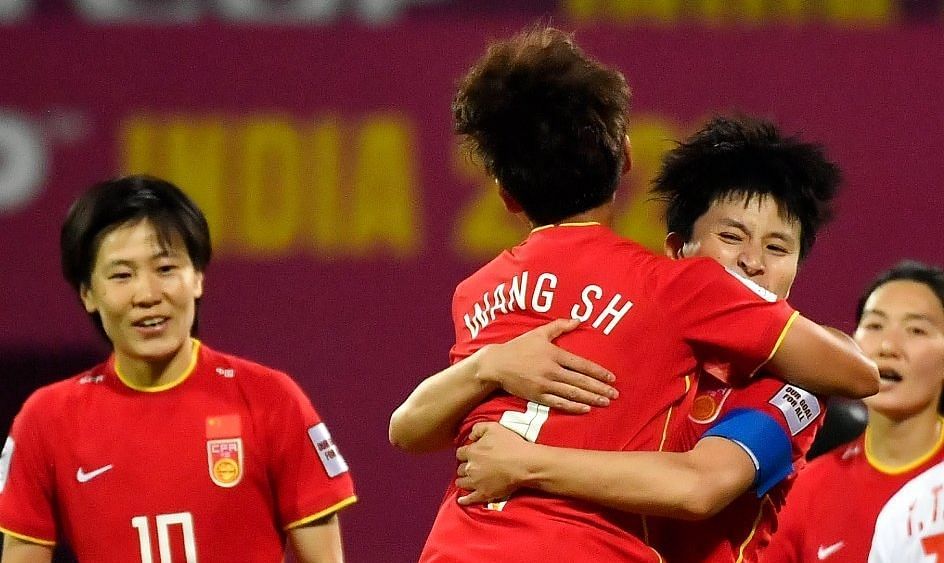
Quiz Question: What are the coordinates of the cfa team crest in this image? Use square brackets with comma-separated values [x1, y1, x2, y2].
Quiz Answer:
[206, 438, 243, 488]
[688, 388, 731, 424]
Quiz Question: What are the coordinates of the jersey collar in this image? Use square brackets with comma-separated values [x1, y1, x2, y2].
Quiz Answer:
[113, 339, 202, 393]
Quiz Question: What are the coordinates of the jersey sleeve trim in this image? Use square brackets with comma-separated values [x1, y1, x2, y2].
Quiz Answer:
[283, 495, 358, 530]
[752, 310, 800, 377]
[702, 408, 793, 496]
[0, 525, 56, 546]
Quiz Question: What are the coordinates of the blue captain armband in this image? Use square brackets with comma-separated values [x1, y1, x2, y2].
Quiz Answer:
[702, 408, 793, 497]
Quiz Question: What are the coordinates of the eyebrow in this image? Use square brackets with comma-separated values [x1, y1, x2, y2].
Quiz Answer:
[718, 218, 798, 244]
[862, 309, 940, 323]
[103, 249, 178, 268]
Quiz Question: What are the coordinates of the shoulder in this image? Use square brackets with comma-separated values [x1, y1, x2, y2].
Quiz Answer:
[10, 362, 108, 437]
[804, 438, 865, 479]
[199, 344, 307, 402]
[20, 362, 109, 412]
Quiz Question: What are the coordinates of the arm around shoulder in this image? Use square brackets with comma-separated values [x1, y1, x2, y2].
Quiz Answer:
[389, 347, 497, 453]
[768, 315, 879, 398]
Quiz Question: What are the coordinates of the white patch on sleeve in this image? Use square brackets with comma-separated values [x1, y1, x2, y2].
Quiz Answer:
[0, 437, 14, 493]
[768, 385, 821, 436]
[724, 266, 778, 302]
[307, 423, 349, 478]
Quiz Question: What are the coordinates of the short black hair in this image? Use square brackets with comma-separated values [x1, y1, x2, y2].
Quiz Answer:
[652, 115, 841, 260]
[60, 174, 211, 337]
[855, 260, 944, 324]
[855, 260, 944, 413]
[453, 26, 632, 225]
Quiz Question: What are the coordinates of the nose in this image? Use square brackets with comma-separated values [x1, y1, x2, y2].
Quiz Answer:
[132, 271, 162, 308]
[877, 335, 902, 359]
[737, 246, 765, 277]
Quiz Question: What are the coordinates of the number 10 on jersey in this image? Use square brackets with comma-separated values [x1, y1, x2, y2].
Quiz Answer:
[131, 512, 197, 563]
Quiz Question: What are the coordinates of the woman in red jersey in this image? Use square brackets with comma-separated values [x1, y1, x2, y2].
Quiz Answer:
[0, 176, 356, 563]
[763, 260, 944, 563]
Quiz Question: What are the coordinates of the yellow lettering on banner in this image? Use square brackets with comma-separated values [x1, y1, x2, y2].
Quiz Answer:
[768, 0, 810, 23]
[118, 113, 423, 259]
[612, 116, 679, 252]
[824, 0, 891, 24]
[609, 0, 681, 22]
[121, 117, 228, 248]
[452, 144, 527, 260]
[165, 119, 227, 247]
[695, 0, 766, 24]
[348, 115, 419, 256]
[122, 117, 158, 176]
[561, 0, 892, 24]
[238, 118, 302, 253]
[563, 0, 599, 21]
[305, 119, 343, 254]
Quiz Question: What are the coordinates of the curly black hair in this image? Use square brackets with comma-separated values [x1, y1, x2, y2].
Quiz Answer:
[653, 116, 841, 260]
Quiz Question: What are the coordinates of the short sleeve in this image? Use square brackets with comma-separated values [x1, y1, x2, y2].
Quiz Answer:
[0, 390, 58, 545]
[655, 258, 797, 385]
[262, 373, 357, 530]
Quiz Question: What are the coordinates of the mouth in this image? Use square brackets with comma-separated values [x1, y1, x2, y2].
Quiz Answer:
[879, 368, 903, 383]
[133, 316, 169, 330]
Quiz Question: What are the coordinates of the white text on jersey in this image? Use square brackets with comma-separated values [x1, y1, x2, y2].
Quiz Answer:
[463, 271, 634, 339]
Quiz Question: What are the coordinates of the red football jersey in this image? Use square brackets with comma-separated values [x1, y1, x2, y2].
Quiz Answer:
[0, 341, 356, 562]
[762, 425, 944, 563]
[653, 374, 825, 563]
[420, 224, 797, 563]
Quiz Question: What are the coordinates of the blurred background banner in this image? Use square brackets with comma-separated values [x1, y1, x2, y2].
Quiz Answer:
[1, 3, 943, 561]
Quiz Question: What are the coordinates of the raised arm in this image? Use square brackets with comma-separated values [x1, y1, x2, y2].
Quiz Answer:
[388, 319, 617, 453]
[455, 422, 755, 520]
[767, 317, 879, 398]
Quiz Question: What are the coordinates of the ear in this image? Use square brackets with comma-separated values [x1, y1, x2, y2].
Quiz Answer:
[621, 136, 633, 176]
[193, 271, 204, 300]
[664, 232, 685, 259]
[498, 186, 523, 214]
[80, 284, 97, 313]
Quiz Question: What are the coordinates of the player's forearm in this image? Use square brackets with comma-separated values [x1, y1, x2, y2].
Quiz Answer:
[0, 535, 53, 563]
[287, 515, 345, 563]
[521, 441, 752, 520]
[389, 348, 497, 453]
[769, 316, 879, 398]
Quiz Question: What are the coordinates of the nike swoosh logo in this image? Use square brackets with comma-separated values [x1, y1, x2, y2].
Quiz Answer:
[818, 541, 845, 560]
[76, 464, 113, 483]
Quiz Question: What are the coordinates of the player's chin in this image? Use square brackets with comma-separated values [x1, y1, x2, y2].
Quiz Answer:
[130, 334, 191, 362]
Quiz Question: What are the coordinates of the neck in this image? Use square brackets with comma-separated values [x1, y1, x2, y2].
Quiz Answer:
[531, 202, 615, 229]
[866, 406, 942, 468]
[115, 339, 195, 389]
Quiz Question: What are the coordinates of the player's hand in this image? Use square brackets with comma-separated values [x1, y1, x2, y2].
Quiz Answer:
[476, 318, 617, 414]
[455, 422, 533, 505]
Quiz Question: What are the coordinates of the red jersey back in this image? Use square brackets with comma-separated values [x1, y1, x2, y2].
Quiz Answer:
[763, 425, 944, 563]
[653, 374, 825, 562]
[420, 224, 797, 563]
[0, 342, 356, 562]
